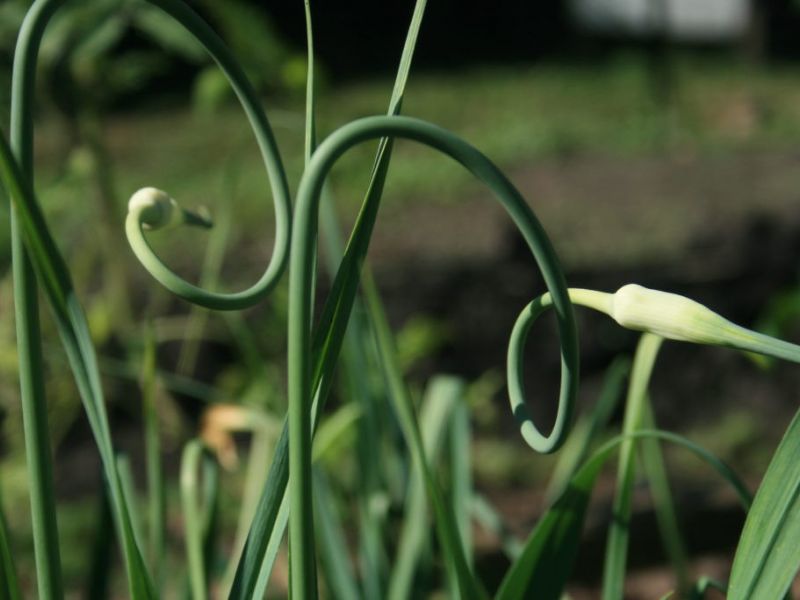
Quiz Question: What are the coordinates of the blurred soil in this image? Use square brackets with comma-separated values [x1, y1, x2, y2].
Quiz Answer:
[348, 148, 800, 598]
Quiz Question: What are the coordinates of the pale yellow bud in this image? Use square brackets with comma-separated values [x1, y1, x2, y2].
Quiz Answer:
[128, 187, 182, 230]
[610, 284, 731, 345]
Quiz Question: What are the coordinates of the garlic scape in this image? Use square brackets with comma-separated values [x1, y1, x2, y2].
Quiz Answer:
[576, 284, 800, 364]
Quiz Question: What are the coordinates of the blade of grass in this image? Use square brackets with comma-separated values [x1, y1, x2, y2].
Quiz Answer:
[9, 4, 63, 594]
[602, 333, 664, 600]
[10, 0, 292, 594]
[0, 479, 21, 600]
[252, 402, 360, 599]
[470, 494, 523, 561]
[141, 323, 165, 591]
[229, 1, 429, 596]
[251, 493, 289, 599]
[0, 131, 154, 597]
[728, 406, 800, 599]
[313, 469, 362, 600]
[320, 192, 388, 600]
[363, 283, 486, 599]
[85, 479, 114, 600]
[387, 376, 462, 600]
[181, 440, 212, 600]
[689, 576, 727, 599]
[640, 400, 689, 595]
[220, 421, 274, 594]
[545, 356, 630, 503]
[495, 428, 751, 600]
[118, 455, 146, 556]
[447, 382, 473, 597]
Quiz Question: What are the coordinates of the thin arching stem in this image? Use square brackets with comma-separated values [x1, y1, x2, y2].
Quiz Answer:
[118, 0, 291, 310]
[287, 115, 579, 597]
[10, 0, 291, 595]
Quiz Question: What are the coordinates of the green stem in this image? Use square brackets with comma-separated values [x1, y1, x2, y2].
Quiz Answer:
[141, 325, 164, 590]
[10, 1, 65, 597]
[11, 0, 290, 595]
[602, 333, 663, 600]
[181, 441, 208, 600]
[288, 115, 577, 599]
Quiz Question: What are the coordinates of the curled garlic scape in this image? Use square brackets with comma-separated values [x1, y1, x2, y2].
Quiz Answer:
[591, 284, 800, 359]
[509, 284, 800, 453]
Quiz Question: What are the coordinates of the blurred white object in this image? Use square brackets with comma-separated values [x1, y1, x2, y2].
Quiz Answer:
[571, 0, 750, 41]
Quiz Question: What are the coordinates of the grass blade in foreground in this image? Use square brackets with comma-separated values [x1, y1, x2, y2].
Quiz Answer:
[387, 376, 463, 600]
[602, 334, 663, 600]
[181, 440, 218, 600]
[0, 484, 21, 600]
[728, 406, 800, 599]
[495, 429, 751, 600]
[545, 356, 629, 502]
[640, 402, 689, 595]
[228, 2, 429, 596]
[0, 131, 154, 598]
[363, 280, 486, 599]
[141, 324, 165, 591]
[313, 469, 361, 600]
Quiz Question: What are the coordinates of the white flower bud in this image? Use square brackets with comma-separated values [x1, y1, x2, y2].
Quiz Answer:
[610, 284, 731, 345]
[128, 187, 182, 230]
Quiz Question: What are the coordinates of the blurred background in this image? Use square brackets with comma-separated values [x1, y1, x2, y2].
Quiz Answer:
[2, 0, 800, 597]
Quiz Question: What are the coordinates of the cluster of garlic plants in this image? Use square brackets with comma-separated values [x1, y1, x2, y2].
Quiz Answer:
[2, 0, 800, 598]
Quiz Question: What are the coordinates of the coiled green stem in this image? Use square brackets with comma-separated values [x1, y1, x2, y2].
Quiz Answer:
[116, 2, 290, 311]
[10, 0, 290, 595]
[287, 114, 579, 596]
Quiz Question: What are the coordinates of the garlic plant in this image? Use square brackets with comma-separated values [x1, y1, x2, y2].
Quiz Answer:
[3, 0, 800, 598]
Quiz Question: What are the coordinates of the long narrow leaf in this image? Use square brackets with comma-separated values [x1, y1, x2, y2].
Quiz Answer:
[0, 132, 154, 597]
[495, 429, 751, 600]
[388, 376, 462, 600]
[364, 284, 486, 599]
[141, 323, 165, 591]
[545, 356, 629, 502]
[729, 406, 800, 599]
[229, 1, 428, 595]
[602, 334, 663, 600]
[447, 385, 473, 597]
[181, 440, 218, 600]
[640, 401, 689, 595]
[0, 480, 21, 600]
[85, 482, 114, 600]
[314, 469, 362, 600]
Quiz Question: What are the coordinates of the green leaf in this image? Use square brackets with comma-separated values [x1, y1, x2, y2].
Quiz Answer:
[602, 334, 664, 600]
[0, 479, 21, 600]
[180, 440, 219, 600]
[0, 129, 154, 598]
[640, 401, 689, 595]
[729, 406, 800, 599]
[364, 286, 486, 600]
[545, 356, 629, 502]
[228, 1, 429, 596]
[388, 376, 463, 600]
[314, 470, 362, 600]
[495, 439, 612, 600]
[496, 429, 750, 600]
[141, 323, 165, 591]
[133, 4, 207, 62]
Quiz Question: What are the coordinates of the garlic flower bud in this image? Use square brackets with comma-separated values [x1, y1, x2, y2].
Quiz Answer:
[128, 187, 212, 230]
[610, 284, 731, 345]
